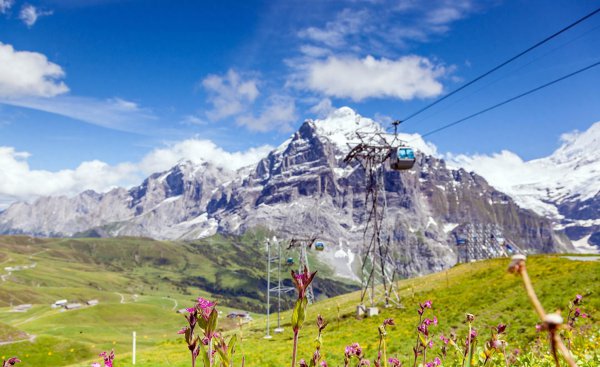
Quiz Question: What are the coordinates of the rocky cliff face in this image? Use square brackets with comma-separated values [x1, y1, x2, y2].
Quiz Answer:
[452, 121, 600, 253]
[0, 161, 233, 238]
[0, 108, 573, 277]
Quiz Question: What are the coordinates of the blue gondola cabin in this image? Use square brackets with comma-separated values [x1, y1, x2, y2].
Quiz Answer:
[315, 242, 325, 251]
[390, 147, 416, 170]
[286, 257, 295, 266]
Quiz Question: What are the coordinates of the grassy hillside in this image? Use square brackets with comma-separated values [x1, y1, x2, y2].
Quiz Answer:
[0, 234, 356, 311]
[127, 256, 600, 367]
[1, 234, 598, 367]
[0, 233, 355, 366]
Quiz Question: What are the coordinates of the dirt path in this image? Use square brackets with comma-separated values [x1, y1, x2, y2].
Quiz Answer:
[162, 297, 178, 311]
[0, 334, 36, 346]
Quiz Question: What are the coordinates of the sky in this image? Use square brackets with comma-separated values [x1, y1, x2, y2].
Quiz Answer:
[1, 0, 600, 208]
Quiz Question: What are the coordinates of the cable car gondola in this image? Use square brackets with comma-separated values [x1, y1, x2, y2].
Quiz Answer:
[390, 146, 416, 170]
[314, 242, 325, 251]
[286, 257, 295, 266]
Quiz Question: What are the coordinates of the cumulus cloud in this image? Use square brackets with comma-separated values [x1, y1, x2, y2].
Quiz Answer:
[0, 146, 138, 207]
[304, 55, 445, 101]
[235, 96, 297, 132]
[446, 150, 531, 188]
[397, 132, 439, 157]
[0, 0, 14, 13]
[0, 139, 274, 209]
[139, 138, 273, 174]
[0, 42, 68, 99]
[19, 4, 53, 27]
[202, 69, 259, 121]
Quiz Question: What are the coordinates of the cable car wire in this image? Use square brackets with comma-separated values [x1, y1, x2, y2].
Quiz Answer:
[407, 22, 600, 127]
[415, 59, 600, 139]
[400, 6, 600, 124]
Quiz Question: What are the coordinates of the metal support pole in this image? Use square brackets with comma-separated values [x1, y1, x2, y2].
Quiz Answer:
[264, 239, 272, 339]
[277, 238, 282, 329]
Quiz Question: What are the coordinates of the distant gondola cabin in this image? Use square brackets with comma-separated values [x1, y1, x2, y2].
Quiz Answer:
[390, 147, 416, 170]
[286, 257, 295, 266]
[315, 242, 325, 251]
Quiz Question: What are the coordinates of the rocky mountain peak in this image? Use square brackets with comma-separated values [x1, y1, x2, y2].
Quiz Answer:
[0, 110, 579, 274]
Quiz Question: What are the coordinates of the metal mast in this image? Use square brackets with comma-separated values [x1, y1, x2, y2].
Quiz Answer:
[265, 236, 293, 338]
[343, 130, 403, 311]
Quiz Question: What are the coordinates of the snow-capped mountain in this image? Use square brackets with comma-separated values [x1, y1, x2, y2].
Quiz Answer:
[0, 107, 574, 276]
[451, 121, 600, 252]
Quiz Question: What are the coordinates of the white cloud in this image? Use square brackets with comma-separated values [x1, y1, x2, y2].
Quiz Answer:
[1, 96, 156, 133]
[303, 55, 446, 101]
[298, 8, 370, 49]
[19, 4, 53, 27]
[180, 115, 207, 126]
[397, 132, 439, 157]
[139, 139, 273, 174]
[443, 150, 564, 217]
[0, 139, 274, 209]
[236, 96, 297, 133]
[0, 146, 138, 207]
[0, 42, 68, 98]
[309, 98, 335, 118]
[298, 45, 332, 58]
[0, 0, 14, 13]
[297, 0, 479, 53]
[202, 69, 259, 121]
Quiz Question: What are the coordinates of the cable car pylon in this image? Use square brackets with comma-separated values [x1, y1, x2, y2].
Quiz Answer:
[343, 119, 414, 316]
[264, 236, 294, 339]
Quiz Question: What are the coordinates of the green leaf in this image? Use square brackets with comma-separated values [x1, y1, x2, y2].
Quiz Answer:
[197, 315, 208, 330]
[216, 345, 229, 367]
[198, 342, 211, 367]
[185, 327, 192, 344]
[418, 334, 427, 347]
[207, 308, 219, 336]
[227, 334, 237, 360]
[291, 297, 308, 329]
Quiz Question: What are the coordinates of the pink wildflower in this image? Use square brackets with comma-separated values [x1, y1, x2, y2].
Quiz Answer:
[291, 265, 317, 299]
[388, 357, 402, 367]
[196, 297, 215, 311]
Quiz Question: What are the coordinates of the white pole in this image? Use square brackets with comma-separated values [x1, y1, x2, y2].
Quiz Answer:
[132, 331, 136, 365]
[264, 240, 272, 339]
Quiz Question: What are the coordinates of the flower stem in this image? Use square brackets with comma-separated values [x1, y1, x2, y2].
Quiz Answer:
[502, 344, 509, 367]
[518, 265, 546, 319]
[291, 329, 299, 367]
[518, 263, 576, 367]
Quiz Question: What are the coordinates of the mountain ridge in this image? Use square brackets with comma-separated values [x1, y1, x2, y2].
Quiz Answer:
[0, 108, 575, 276]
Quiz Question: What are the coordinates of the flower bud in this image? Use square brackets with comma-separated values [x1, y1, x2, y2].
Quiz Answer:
[508, 254, 526, 273]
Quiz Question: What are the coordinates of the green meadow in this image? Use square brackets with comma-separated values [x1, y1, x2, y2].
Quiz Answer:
[0, 235, 598, 366]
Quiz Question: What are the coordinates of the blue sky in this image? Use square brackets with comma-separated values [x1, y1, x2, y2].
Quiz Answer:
[1, 0, 600, 207]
